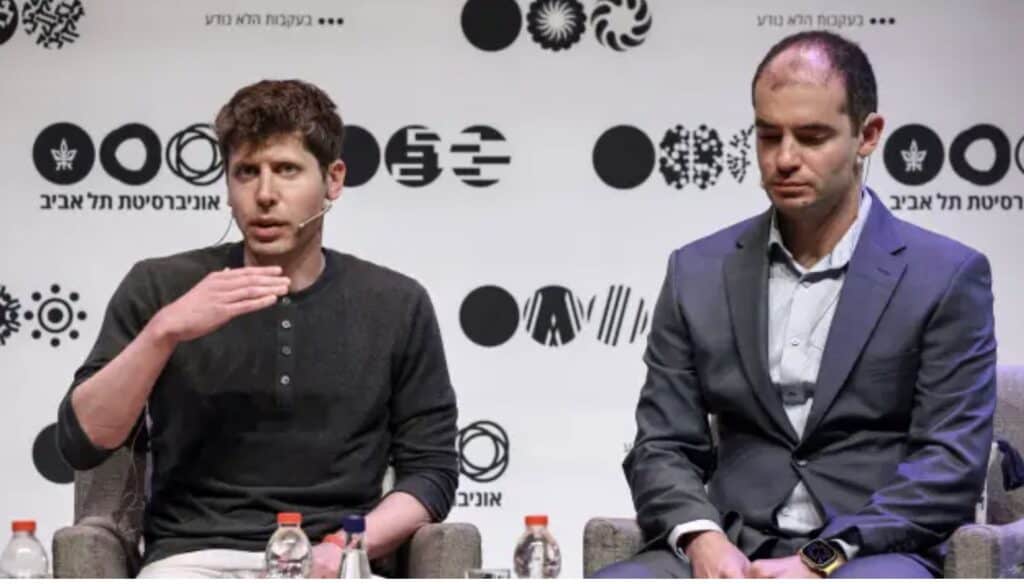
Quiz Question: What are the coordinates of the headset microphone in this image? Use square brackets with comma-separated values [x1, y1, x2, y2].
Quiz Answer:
[297, 201, 333, 230]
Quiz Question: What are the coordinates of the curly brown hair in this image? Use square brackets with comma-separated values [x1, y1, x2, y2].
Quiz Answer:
[214, 79, 344, 174]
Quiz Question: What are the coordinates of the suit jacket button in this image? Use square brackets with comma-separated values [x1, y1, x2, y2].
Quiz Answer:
[794, 458, 808, 467]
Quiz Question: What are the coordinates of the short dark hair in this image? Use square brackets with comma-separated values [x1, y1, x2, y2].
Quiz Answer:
[751, 30, 877, 129]
[214, 79, 344, 173]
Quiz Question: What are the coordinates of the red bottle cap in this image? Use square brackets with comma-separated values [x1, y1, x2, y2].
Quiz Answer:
[324, 533, 346, 548]
[524, 515, 548, 527]
[277, 512, 302, 525]
[12, 520, 36, 533]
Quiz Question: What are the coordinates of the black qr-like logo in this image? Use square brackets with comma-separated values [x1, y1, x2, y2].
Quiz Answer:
[659, 124, 724, 190]
[22, 0, 84, 49]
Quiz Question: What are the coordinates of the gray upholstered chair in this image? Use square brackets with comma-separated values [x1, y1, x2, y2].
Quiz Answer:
[582, 364, 1024, 578]
[51, 448, 481, 578]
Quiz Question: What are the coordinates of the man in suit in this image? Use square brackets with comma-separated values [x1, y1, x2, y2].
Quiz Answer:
[597, 30, 996, 578]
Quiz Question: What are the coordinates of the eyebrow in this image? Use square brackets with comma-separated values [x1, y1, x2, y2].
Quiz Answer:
[755, 118, 835, 132]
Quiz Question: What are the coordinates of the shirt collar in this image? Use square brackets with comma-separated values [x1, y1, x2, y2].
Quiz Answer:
[768, 189, 872, 274]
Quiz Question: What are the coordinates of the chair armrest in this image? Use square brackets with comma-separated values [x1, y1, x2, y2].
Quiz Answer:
[52, 518, 140, 578]
[402, 522, 481, 578]
[945, 518, 1024, 578]
[583, 517, 643, 577]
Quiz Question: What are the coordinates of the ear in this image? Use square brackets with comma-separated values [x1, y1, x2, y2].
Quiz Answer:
[325, 160, 346, 203]
[857, 113, 885, 158]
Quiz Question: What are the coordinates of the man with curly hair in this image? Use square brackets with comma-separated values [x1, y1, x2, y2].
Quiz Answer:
[56, 80, 459, 578]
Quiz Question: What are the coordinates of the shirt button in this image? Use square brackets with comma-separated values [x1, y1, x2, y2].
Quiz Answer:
[280, 374, 291, 386]
[281, 345, 292, 356]
[794, 458, 808, 467]
[281, 319, 292, 329]
[790, 338, 801, 347]
[801, 281, 811, 288]
[281, 297, 291, 306]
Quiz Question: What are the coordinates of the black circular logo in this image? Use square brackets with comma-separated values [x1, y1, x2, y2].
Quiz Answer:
[385, 125, 442, 187]
[527, 0, 586, 51]
[461, 0, 522, 52]
[949, 124, 1011, 187]
[100, 123, 162, 186]
[523, 285, 590, 347]
[0, 0, 18, 46]
[165, 123, 224, 186]
[592, 0, 652, 52]
[33, 423, 73, 484]
[33, 122, 95, 185]
[884, 124, 944, 186]
[593, 125, 655, 189]
[342, 125, 381, 188]
[460, 285, 520, 347]
[450, 125, 511, 187]
[458, 420, 510, 483]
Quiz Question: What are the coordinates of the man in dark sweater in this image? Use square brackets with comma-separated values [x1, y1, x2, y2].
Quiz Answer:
[56, 80, 459, 577]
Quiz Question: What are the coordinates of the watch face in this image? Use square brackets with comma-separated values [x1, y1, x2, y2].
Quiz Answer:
[802, 540, 838, 567]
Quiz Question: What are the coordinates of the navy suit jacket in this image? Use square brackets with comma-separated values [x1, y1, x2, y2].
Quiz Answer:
[624, 190, 997, 558]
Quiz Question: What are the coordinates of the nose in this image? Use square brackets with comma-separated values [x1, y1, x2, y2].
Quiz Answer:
[775, 136, 800, 175]
[254, 167, 277, 208]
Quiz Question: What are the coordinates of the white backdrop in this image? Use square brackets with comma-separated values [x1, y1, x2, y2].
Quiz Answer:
[0, 0, 1021, 576]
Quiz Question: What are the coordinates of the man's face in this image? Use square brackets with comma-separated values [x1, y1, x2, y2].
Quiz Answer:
[226, 132, 344, 259]
[753, 50, 864, 220]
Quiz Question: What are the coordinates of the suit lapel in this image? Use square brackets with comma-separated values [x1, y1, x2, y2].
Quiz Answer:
[724, 210, 799, 444]
[803, 193, 907, 437]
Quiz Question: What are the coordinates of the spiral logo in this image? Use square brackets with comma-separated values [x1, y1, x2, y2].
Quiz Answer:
[592, 0, 651, 52]
[166, 123, 225, 186]
[527, 0, 585, 51]
[458, 420, 510, 483]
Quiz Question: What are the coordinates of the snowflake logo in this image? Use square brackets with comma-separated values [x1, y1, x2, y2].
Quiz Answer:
[526, 0, 585, 51]
[0, 285, 22, 346]
[901, 139, 927, 173]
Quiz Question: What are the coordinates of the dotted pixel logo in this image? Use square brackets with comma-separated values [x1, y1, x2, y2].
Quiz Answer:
[0, 285, 22, 346]
[165, 123, 224, 186]
[23, 284, 86, 347]
[458, 420, 510, 483]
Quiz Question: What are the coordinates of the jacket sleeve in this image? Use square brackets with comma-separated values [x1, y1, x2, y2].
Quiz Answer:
[821, 251, 997, 554]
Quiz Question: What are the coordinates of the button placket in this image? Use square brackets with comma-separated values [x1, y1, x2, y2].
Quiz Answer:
[276, 299, 296, 406]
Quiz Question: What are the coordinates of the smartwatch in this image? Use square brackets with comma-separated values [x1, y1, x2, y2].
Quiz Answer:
[798, 539, 846, 576]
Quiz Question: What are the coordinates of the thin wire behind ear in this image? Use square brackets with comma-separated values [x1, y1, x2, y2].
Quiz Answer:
[213, 198, 234, 245]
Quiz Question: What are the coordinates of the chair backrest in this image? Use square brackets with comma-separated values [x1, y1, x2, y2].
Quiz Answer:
[74, 446, 146, 546]
[987, 364, 1024, 523]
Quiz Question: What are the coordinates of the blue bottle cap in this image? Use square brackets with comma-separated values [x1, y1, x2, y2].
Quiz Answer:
[342, 515, 366, 534]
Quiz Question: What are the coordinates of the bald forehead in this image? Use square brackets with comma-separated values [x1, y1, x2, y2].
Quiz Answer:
[758, 44, 838, 92]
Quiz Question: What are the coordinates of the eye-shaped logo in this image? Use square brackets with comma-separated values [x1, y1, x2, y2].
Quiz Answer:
[458, 420, 510, 483]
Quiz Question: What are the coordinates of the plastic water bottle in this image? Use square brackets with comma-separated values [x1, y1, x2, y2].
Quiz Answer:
[338, 515, 372, 579]
[264, 512, 312, 578]
[0, 520, 49, 578]
[513, 515, 561, 578]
